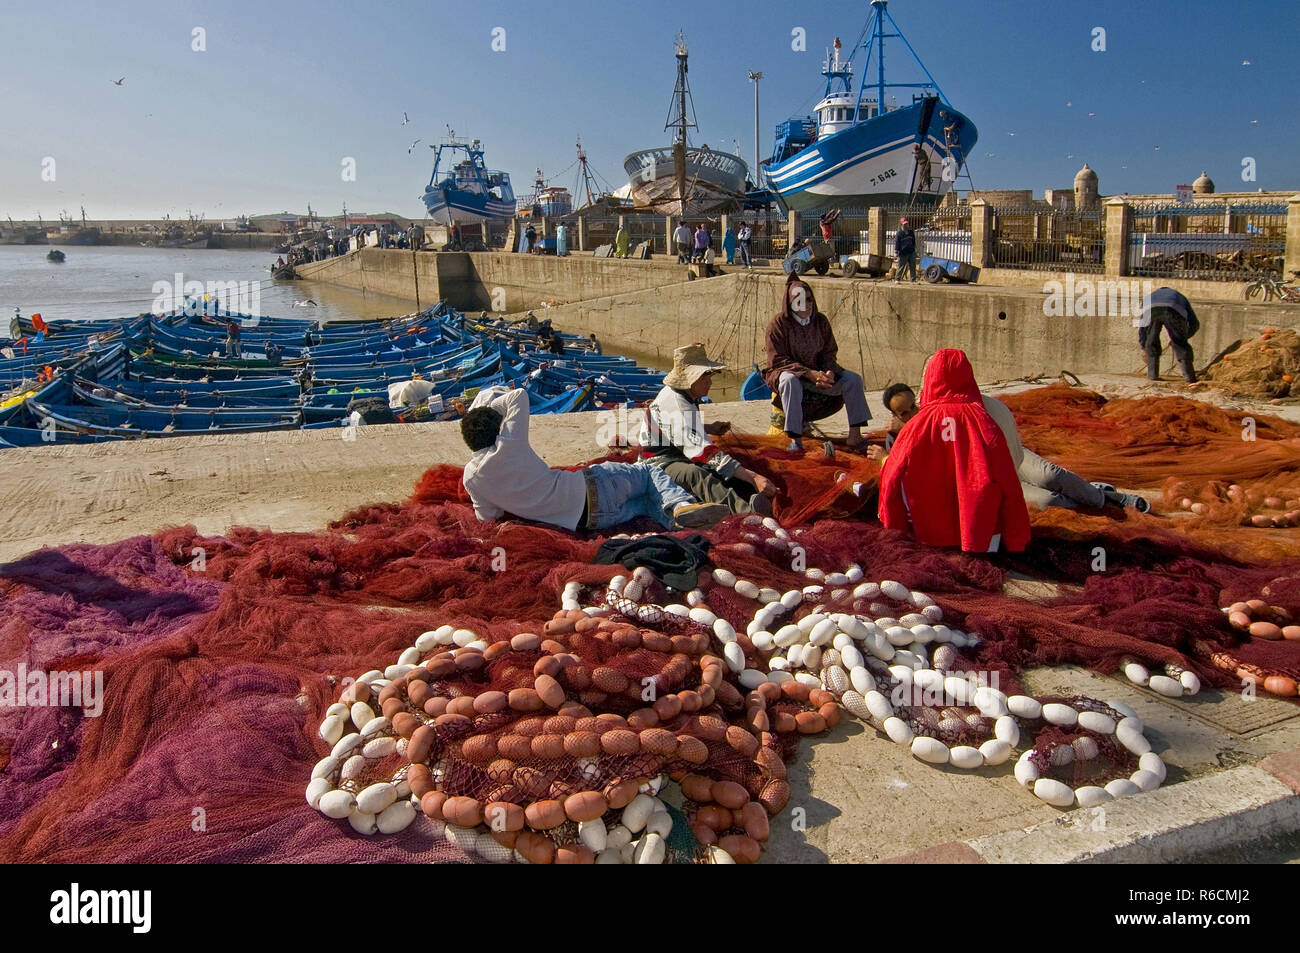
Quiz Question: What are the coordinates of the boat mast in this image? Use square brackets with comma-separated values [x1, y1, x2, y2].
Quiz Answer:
[874, 1, 886, 111]
[854, 0, 951, 112]
[575, 139, 597, 209]
[664, 32, 698, 210]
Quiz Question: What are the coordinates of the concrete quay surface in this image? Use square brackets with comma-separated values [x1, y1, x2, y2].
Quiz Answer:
[5, 376, 1300, 863]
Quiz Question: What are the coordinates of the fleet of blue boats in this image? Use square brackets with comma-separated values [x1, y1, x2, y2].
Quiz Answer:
[0, 305, 666, 449]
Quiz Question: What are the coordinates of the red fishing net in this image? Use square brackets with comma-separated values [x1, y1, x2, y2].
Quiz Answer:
[2, 383, 1299, 864]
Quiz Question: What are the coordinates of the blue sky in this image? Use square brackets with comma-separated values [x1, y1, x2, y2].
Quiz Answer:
[1, 0, 1295, 221]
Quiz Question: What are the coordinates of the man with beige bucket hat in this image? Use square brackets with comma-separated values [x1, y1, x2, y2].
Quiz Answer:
[637, 343, 780, 516]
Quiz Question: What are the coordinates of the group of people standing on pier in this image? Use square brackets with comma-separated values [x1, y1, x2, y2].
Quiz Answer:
[669, 221, 755, 269]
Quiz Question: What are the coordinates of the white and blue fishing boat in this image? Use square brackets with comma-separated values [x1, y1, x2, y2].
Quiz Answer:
[421, 135, 517, 226]
[763, 0, 977, 212]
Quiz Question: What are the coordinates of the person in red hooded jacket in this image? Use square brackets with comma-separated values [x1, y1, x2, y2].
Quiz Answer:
[877, 348, 1031, 552]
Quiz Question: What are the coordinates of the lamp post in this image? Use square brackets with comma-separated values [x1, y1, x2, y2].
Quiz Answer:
[748, 71, 763, 186]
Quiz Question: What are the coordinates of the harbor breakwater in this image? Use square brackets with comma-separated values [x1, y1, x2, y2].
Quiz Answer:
[295, 249, 1300, 387]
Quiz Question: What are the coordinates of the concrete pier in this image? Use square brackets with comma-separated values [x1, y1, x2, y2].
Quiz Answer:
[295, 249, 1300, 387]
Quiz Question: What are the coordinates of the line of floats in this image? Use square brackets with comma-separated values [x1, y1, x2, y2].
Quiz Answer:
[0, 305, 667, 448]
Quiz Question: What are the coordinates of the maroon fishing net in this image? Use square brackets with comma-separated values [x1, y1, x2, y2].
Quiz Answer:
[2, 384, 1299, 864]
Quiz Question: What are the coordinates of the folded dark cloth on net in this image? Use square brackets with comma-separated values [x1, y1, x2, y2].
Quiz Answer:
[593, 532, 711, 591]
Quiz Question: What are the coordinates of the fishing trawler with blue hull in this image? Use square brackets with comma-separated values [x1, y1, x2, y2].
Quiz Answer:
[763, 0, 977, 212]
[421, 136, 516, 226]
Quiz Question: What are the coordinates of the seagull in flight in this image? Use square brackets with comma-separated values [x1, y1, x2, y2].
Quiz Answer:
[1250, 119, 1259, 124]
[401, 111, 410, 125]
[1154, 145, 1161, 150]
[407, 139, 422, 153]
[113, 77, 125, 86]
[1065, 101, 1073, 107]
[1007, 131, 1015, 136]
[1242, 59, 1251, 66]
[984, 151, 997, 158]
[293, 299, 318, 308]
[1088, 112, 1096, 117]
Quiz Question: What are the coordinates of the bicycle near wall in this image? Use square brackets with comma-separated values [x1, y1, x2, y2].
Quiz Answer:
[1243, 270, 1300, 303]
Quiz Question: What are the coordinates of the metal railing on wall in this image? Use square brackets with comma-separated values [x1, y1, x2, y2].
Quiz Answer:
[797, 204, 973, 260]
[882, 229, 973, 263]
[538, 210, 787, 260]
[1127, 200, 1286, 281]
[989, 205, 1104, 273]
[568, 214, 663, 255]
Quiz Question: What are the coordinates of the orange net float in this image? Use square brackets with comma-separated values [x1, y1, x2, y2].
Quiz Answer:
[308, 587, 810, 864]
[306, 518, 1193, 860]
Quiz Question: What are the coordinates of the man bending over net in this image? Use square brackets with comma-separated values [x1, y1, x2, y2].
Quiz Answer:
[461, 385, 730, 532]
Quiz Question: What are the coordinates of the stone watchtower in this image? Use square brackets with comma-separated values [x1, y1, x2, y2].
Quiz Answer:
[1193, 171, 1215, 194]
[1074, 163, 1099, 210]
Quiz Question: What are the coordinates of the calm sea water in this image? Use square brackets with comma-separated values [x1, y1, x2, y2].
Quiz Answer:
[0, 244, 743, 397]
[0, 245, 417, 326]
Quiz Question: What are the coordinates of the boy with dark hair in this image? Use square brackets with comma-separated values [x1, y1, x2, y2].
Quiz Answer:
[460, 386, 727, 531]
[865, 383, 917, 462]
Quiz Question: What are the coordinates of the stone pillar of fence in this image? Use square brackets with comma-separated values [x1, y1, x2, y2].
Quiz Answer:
[787, 210, 800, 252]
[969, 199, 991, 269]
[1286, 195, 1300, 280]
[868, 207, 885, 257]
[1103, 198, 1130, 277]
[666, 215, 676, 258]
[576, 216, 586, 253]
[480, 222, 490, 246]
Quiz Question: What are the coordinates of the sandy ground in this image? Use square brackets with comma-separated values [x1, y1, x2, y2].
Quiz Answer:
[0, 400, 768, 563]
[5, 376, 1299, 862]
[6, 372, 1293, 564]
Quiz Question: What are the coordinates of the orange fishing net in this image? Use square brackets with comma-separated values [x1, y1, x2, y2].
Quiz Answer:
[4, 383, 1300, 867]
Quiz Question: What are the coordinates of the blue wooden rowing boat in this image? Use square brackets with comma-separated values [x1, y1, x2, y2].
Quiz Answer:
[29, 396, 303, 437]
[149, 317, 451, 355]
[73, 380, 304, 412]
[110, 377, 302, 400]
[740, 368, 773, 400]
[0, 423, 122, 446]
